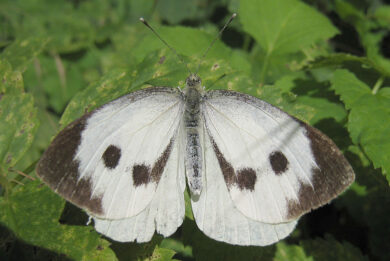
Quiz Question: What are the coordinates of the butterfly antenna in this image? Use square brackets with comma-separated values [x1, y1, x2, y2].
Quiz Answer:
[195, 13, 237, 74]
[140, 17, 192, 75]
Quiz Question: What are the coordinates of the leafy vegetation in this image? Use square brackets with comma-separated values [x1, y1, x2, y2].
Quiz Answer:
[1, 0, 389, 260]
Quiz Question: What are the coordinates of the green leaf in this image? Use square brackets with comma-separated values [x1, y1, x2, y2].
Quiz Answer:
[0, 60, 24, 94]
[155, 0, 206, 24]
[59, 48, 186, 125]
[0, 61, 38, 170]
[374, 5, 390, 27]
[240, 0, 338, 84]
[260, 84, 316, 123]
[240, 0, 338, 55]
[274, 242, 312, 261]
[126, 0, 155, 23]
[0, 92, 38, 167]
[307, 53, 382, 74]
[211, 69, 315, 122]
[148, 246, 176, 261]
[184, 190, 193, 220]
[0, 180, 116, 260]
[60, 49, 236, 125]
[273, 75, 347, 124]
[13, 108, 59, 174]
[250, 47, 305, 84]
[331, 69, 390, 184]
[24, 54, 87, 113]
[298, 96, 347, 124]
[0, 37, 49, 72]
[117, 24, 232, 65]
[160, 238, 193, 259]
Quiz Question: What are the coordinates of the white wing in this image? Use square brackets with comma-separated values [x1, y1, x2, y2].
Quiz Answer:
[191, 124, 297, 246]
[93, 127, 186, 242]
[201, 90, 354, 224]
[37, 87, 185, 220]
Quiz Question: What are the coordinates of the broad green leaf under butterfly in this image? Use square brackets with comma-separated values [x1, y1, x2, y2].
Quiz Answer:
[0, 180, 116, 261]
[331, 69, 390, 184]
[60, 48, 315, 131]
[60, 49, 185, 125]
[60, 49, 236, 125]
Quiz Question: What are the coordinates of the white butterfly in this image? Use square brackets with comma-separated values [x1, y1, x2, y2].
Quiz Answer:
[36, 15, 355, 246]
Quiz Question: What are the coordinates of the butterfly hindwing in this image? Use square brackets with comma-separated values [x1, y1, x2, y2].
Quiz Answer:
[190, 124, 297, 246]
[37, 87, 185, 220]
[93, 127, 186, 242]
[201, 90, 355, 224]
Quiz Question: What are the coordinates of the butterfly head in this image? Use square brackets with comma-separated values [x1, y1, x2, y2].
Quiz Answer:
[186, 73, 202, 89]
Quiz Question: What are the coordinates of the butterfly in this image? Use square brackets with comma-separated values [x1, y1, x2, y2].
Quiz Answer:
[36, 14, 355, 246]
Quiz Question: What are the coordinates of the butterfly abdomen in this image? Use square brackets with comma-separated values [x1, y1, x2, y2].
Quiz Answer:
[184, 82, 203, 195]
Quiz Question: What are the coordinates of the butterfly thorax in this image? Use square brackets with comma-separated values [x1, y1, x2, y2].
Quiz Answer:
[184, 73, 203, 195]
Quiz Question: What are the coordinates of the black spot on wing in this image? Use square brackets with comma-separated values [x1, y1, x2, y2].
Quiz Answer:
[269, 151, 289, 175]
[210, 138, 236, 187]
[286, 123, 355, 220]
[36, 113, 103, 216]
[102, 145, 121, 169]
[237, 168, 257, 191]
[132, 138, 175, 187]
[211, 138, 257, 191]
[132, 164, 151, 186]
[151, 138, 174, 183]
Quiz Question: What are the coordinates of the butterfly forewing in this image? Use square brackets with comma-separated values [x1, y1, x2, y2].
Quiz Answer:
[201, 90, 355, 224]
[37, 87, 185, 220]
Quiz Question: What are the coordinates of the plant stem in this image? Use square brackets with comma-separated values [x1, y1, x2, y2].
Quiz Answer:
[260, 51, 271, 85]
[372, 76, 384, 95]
